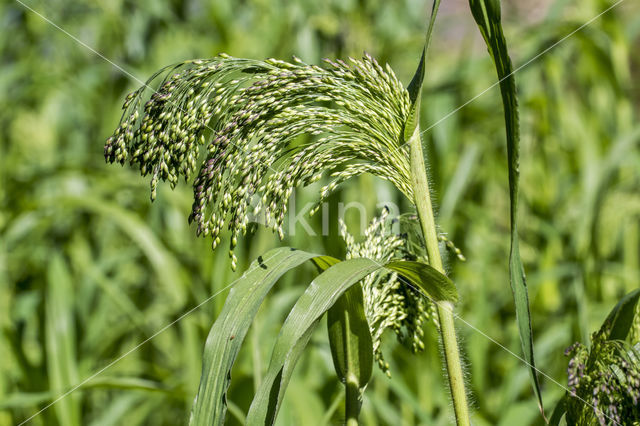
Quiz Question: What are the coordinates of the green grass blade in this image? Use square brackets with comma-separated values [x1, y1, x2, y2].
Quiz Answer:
[246, 258, 381, 425]
[57, 196, 186, 308]
[549, 394, 568, 426]
[386, 260, 458, 303]
[46, 254, 81, 426]
[0, 392, 52, 411]
[406, 0, 441, 106]
[468, 0, 545, 419]
[189, 247, 325, 426]
[246, 258, 458, 424]
[319, 256, 374, 405]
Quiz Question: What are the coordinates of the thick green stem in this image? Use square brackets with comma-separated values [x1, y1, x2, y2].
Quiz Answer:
[409, 125, 470, 425]
[345, 377, 360, 426]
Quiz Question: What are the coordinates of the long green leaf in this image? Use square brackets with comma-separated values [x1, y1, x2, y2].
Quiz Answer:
[246, 258, 380, 425]
[320, 257, 374, 409]
[386, 260, 458, 303]
[189, 247, 330, 426]
[404, 0, 440, 142]
[549, 395, 568, 426]
[46, 254, 80, 426]
[468, 0, 545, 419]
[246, 258, 458, 424]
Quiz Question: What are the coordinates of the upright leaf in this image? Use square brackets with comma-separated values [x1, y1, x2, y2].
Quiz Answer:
[46, 254, 80, 426]
[189, 247, 332, 426]
[246, 258, 381, 425]
[468, 0, 545, 419]
[246, 258, 458, 424]
[404, 0, 440, 142]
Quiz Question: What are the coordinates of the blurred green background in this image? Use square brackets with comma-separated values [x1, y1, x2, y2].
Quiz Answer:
[1, 0, 639, 424]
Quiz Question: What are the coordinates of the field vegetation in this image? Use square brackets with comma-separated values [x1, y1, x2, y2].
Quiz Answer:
[1, 0, 639, 424]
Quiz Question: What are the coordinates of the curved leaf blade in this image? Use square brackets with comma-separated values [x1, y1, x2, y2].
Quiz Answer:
[468, 0, 545, 418]
[317, 256, 374, 397]
[601, 289, 640, 341]
[189, 247, 321, 426]
[246, 258, 382, 425]
[246, 257, 458, 424]
[385, 260, 458, 303]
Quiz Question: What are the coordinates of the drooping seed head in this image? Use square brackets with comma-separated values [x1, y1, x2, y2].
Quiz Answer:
[105, 54, 414, 267]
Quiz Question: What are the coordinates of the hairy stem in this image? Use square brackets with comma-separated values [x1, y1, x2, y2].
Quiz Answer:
[408, 125, 470, 425]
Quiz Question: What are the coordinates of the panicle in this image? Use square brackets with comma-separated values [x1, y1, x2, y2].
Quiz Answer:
[105, 54, 413, 267]
[339, 209, 437, 375]
[564, 329, 640, 424]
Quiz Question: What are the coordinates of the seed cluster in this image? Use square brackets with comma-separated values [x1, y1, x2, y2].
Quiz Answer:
[339, 209, 437, 375]
[565, 331, 640, 424]
[105, 54, 412, 268]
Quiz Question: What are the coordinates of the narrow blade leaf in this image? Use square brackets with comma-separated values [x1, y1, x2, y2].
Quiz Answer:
[549, 395, 568, 426]
[46, 254, 80, 426]
[468, 0, 545, 418]
[385, 260, 458, 303]
[189, 247, 322, 426]
[317, 257, 374, 397]
[246, 258, 381, 425]
[246, 257, 458, 424]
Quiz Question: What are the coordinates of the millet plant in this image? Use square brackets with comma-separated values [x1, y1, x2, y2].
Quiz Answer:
[551, 290, 640, 425]
[105, 0, 546, 424]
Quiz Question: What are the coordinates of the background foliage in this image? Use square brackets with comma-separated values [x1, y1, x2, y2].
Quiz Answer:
[1, 0, 639, 424]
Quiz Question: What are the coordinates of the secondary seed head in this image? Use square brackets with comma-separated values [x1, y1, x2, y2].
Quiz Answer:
[564, 326, 640, 424]
[339, 210, 436, 375]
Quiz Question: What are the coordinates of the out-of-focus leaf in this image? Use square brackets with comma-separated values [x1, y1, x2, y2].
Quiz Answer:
[82, 377, 168, 393]
[46, 254, 81, 426]
[0, 392, 52, 410]
[56, 196, 186, 307]
[549, 395, 568, 426]
[468, 0, 545, 419]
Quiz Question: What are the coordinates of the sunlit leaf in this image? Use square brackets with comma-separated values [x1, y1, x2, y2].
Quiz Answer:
[189, 247, 323, 426]
[468, 0, 545, 418]
[246, 257, 457, 424]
